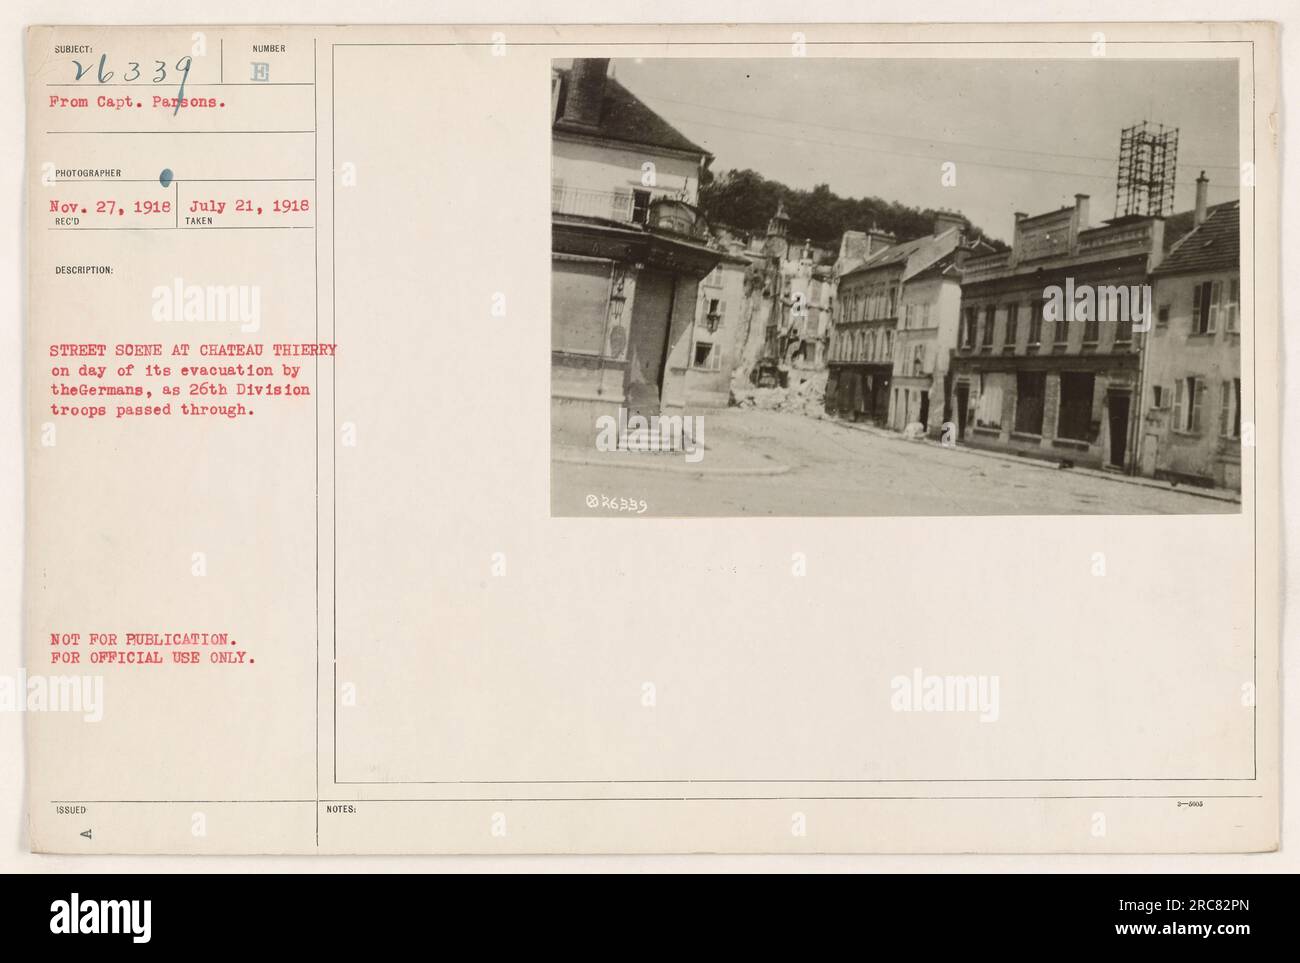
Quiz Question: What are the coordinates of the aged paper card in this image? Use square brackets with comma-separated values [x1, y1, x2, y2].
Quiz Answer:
[24, 22, 1278, 853]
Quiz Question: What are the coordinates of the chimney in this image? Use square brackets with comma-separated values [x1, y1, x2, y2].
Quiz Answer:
[561, 58, 609, 128]
[1074, 193, 1090, 231]
[865, 223, 896, 253]
[838, 230, 868, 262]
[932, 209, 965, 237]
[1194, 171, 1209, 226]
[1010, 212, 1028, 266]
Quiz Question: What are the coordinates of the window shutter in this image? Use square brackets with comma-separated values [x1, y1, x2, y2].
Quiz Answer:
[612, 188, 632, 221]
[1219, 380, 1232, 437]
[1228, 279, 1240, 331]
[1192, 284, 1202, 332]
[1191, 377, 1205, 432]
[1208, 281, 1221, 332]
[1173, 379, 1184, 430]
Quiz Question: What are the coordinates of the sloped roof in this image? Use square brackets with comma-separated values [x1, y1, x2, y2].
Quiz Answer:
[910, 255, 962, 283]
[553, 68, 709, 158]
[1160, 208, 1197, 251]
[842, 227, 962, 282]
[1154, 201, 1239, 275]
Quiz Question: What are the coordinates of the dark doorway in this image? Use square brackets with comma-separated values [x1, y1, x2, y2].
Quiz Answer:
[1057, 371, 1095, 442]
[625, 269, 676, 416]
[871, 373, 891, 425]
[954, 384, 969, 439]
[1108, 392, 1131, 467]
[918, 391, 930, 430]
[1015, 371, 1046, 435]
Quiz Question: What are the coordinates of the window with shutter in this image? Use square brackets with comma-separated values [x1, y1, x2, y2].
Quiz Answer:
[1218, 378, 1241, 438]
[1208, 281, 1221, 332]
[1226, 279, 1240, 332]
[611, 188, 633, 222]
[1191, 377, 1205, 432]
[1173, 378, 1185, 430]
[1083, 311, 1099, 344]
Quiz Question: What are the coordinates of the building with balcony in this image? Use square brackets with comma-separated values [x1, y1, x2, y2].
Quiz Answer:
[1137, 178, 1240, 490]
[550, 59, 721, 440]
[949, 193, 1200, 471]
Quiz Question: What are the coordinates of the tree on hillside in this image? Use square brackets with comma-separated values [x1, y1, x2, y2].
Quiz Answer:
[697, 168, 1007, 251]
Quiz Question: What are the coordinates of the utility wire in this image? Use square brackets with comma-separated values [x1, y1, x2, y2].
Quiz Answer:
[642, 94, 1241, 179]
[671, 113, 1240, 193]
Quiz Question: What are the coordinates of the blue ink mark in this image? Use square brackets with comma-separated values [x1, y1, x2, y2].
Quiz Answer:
[159, 169, 174, 188]
[173, 56, 193, 116]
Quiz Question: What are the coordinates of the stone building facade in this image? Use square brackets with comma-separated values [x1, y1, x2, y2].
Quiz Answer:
[1137, 180, 1241, 490]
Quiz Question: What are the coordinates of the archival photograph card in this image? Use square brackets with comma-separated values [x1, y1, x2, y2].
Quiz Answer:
[23, 21, 1279, 854]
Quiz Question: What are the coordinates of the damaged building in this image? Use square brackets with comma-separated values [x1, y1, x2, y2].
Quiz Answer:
[550, 59, 722, 440]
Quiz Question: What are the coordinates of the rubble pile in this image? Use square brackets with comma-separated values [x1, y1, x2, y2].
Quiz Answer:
[730, 369, 827, 418]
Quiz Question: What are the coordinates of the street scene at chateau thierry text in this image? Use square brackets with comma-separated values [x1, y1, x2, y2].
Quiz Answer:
[550, 58, 1243, 517]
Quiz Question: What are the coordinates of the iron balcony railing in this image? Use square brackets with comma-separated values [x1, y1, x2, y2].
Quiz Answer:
[551, 187, 706, 239]
[552, 185, 642, 224]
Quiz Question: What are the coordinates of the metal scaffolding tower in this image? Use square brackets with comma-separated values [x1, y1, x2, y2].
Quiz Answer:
[1115, 122, 1179, 218]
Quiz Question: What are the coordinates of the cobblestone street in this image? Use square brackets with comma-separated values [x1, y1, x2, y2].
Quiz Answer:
[553, 409, 1240, 517]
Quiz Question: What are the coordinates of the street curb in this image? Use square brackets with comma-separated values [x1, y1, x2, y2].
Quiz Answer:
[827, 416, 1242, 505]
[552, 449, 793, 477]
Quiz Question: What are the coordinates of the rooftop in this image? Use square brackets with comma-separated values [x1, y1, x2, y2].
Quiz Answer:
[840, 227, 964, 282]
[1154, 201, 1239, 275]
[553, 67, 710, 158]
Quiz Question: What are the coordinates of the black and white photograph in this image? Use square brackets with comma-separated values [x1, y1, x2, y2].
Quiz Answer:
[6, 8, 1288, 897]
[550, 57, 1243, 516]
